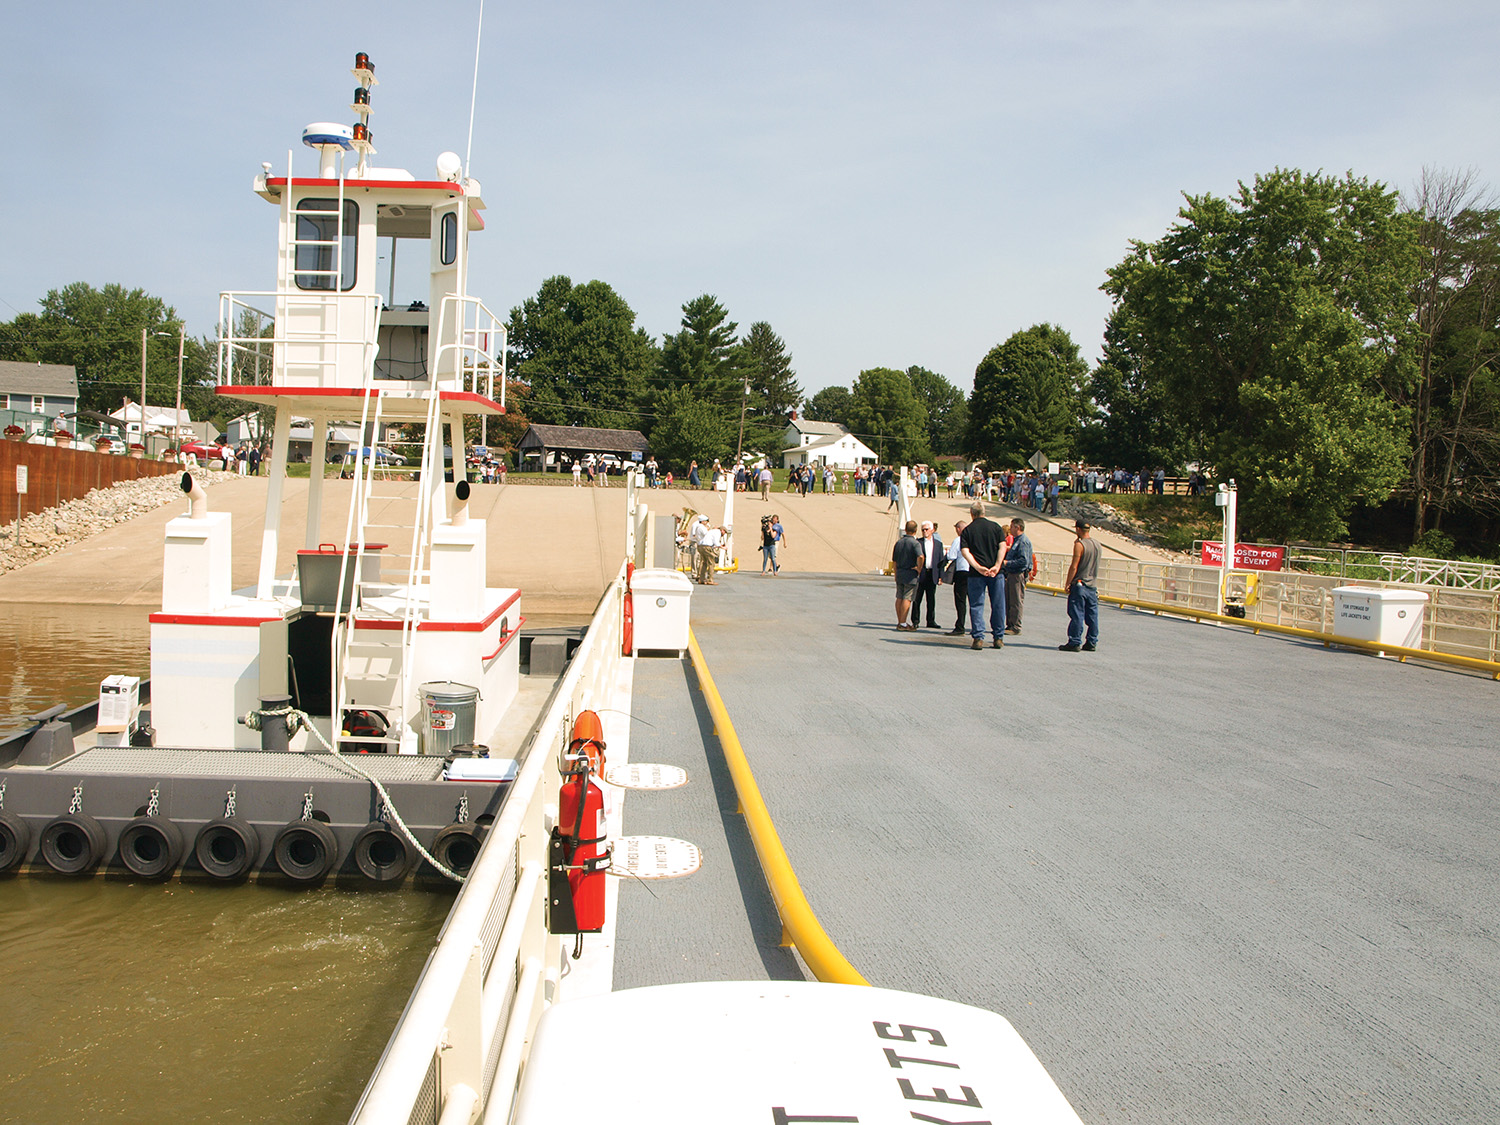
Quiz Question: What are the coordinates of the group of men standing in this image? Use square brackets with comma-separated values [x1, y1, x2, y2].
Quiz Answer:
[891, 506, 1101, 651]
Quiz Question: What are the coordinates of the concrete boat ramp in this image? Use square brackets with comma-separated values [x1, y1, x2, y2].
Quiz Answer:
[614, 570, 1500, 1123]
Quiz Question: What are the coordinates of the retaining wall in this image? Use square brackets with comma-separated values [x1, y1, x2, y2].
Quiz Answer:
[1, 441, 177, 524]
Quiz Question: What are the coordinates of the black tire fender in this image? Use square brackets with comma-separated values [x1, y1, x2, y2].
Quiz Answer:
[272, 819, 339, 883]
[352, 821, 414, 883]
[193, 817, 261, 881]
[39, 813, 108, 876]
[118, 815, 185, 880]
[0, 812, 31, 873]
[430, 821, 486, 877]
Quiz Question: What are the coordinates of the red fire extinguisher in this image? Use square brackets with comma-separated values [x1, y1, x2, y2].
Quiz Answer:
[549, 712, 610, 951]
[622, 561, 635, 656]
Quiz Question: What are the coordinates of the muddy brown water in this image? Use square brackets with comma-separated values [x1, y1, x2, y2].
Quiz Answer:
[0, 605, 453, 1123]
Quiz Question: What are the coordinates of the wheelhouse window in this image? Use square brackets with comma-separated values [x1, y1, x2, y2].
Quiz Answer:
[440, 211, 458, 265]
[295, 199, 359, 291]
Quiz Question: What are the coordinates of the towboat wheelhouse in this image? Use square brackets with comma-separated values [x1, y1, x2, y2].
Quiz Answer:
[166, 53, 516, 756]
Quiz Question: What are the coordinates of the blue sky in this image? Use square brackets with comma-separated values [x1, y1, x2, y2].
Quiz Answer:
[4, 1, 1497, 397]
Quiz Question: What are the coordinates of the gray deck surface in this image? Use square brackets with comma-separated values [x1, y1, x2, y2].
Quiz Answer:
[616, 571, 1500, 1124]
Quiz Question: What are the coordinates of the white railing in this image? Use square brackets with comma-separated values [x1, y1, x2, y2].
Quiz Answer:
[217, 290, 381, 387]
[435, 294, 507, 407]
[1379, 554, 1500, 591]
[1036, 554, 1500, 664]
[348, 564, 627, 1125]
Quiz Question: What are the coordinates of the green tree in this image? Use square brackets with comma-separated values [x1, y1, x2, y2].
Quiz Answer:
[905, 366, 967, 455]
[1399, 169, 1500, 539]
[847, 367, 927, 464]
[655, 294, 744, 411]
[649, 387, 733, 471]
[505, 276, 658, 429]
[0, 282, 204, 417]
[1101, 169, 1421, 541]
[965, 324, 1087, 468]
[804, 385, 852, 426]
[741, 321, 801, 458]
[1084, 307, 1193, 470]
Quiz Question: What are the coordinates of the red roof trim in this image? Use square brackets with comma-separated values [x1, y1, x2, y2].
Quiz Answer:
[215, 386, 378, 399]
[265, 177, 466, 195]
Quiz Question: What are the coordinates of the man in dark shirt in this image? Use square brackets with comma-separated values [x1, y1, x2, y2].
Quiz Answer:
[891, 519, 922, 631]
[959, 502, 1006, 649]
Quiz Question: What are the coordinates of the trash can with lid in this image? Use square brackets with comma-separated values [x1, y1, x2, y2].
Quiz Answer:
[631, 568, 693, 655]
[1331, 586, 1429, 653]
[419, 681, 480, 755]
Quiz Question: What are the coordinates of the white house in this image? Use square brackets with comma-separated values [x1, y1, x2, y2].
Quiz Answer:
[110, 401, 192, 441]
[780, 419, 877, 469]
[0, 361, 79, 433]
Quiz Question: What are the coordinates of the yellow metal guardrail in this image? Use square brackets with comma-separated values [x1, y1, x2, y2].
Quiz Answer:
[1032, 583, 1500, 680]
[686, 629, 869, 986]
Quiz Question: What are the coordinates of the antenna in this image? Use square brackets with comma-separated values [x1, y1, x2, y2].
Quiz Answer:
[464, 0, 485, 178]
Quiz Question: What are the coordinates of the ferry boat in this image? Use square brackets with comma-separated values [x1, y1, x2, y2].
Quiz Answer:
[0, 52, 1087, 1124]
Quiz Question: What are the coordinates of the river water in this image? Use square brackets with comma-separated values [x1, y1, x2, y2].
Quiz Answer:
[0, 605, 454, 1123]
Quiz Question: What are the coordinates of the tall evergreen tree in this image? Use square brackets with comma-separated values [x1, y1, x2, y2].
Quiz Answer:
[740, 321, 800, 461]
[655, 294, 744, 412]
[965, 324, 1087, 467]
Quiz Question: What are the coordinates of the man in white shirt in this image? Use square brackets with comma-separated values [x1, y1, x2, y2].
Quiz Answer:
[913, 520, 944, 629]
[697, 524, 724, 585]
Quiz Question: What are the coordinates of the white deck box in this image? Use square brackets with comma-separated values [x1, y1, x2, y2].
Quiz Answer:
[96, 675, 141, 742]
[632, 568, 693, 655]
[1332, 586, 1428, 651]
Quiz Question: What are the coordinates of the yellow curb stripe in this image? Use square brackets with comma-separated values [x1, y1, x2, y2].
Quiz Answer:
[686, 628, 869, 986]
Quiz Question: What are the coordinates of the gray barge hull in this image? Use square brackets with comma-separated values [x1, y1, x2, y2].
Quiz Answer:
[0, 746, 505, 887]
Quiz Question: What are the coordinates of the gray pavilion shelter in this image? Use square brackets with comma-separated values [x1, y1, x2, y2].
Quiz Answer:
[516, 423, 650, 472]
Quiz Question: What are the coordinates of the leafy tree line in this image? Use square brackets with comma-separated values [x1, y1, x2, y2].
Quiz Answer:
[0, 282, 225, 427]
[955, 168, 1500, 552]
[504, 277, 804, 471]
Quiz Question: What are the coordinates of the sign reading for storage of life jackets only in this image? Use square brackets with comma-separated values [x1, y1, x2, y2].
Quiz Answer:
[1201, 540, 1285, 571]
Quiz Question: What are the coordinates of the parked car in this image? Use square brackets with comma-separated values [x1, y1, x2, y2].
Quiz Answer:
[179, 440, 228, 461]
[342, 446, 406, 467]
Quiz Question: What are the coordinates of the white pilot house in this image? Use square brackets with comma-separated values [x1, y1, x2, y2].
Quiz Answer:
[151, 52, 516, 756]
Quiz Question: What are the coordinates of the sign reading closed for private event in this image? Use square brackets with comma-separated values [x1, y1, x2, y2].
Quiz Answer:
[1201, 540, 1285, 571]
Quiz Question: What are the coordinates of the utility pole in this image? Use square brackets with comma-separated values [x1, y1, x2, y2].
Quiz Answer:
[140, 326, 148, 450]
[733, 377, 750, 467]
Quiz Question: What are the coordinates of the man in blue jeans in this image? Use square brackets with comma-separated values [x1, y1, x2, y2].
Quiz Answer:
[1060, 519, 1101, 651]
[959, 502, 1006, 649]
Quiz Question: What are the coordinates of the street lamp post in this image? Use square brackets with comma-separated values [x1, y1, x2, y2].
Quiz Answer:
[173, 329, 185, 452]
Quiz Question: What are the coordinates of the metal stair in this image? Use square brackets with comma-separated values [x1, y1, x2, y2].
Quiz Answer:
[328, 372, 444, 754]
